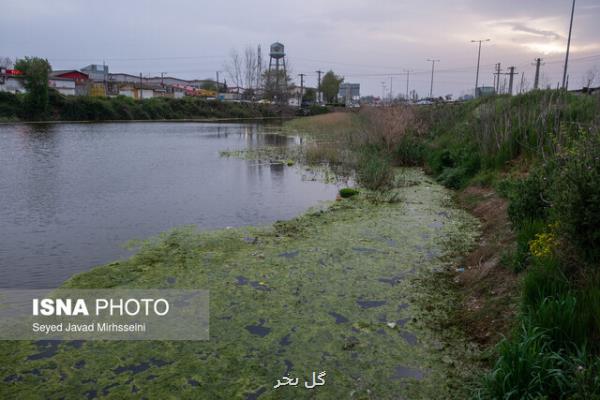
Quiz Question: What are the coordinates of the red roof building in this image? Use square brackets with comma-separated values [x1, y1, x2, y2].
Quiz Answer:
[50, 70, 89, 84]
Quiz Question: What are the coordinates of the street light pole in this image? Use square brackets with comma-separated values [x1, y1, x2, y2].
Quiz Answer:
[562, 0, 576, 89]
[427, 59, 439, 99]
[471, 39, 490, 96]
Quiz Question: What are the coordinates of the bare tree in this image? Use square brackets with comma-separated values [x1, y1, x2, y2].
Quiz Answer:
[581, 66, 599, 88]
[225, 45, 268, 94]
[225, 49, 243, 92]
[0, 57, 13, 69]
[243, 46, 258, 90]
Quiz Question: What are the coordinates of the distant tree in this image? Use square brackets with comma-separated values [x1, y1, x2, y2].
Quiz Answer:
[321, 71, 343, 103]
[243, 45, 259, 91]
[303, 87, 316, 102]
[262, 68, 294, 102]
[225, 49, 243, 92]
[410, 89, 419, 102]
[225, 45, 264, 92]
[581, 66, 599, 88]
[200, 80, 217, 91]
[14, 57, 51, 118]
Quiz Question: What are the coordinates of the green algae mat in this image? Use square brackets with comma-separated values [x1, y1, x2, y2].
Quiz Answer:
[0, 169, 481, 399]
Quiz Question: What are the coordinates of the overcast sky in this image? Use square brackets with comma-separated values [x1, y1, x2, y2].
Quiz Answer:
[1, 0, 599, 97]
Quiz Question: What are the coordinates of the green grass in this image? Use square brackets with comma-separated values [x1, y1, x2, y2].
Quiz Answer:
[421, 91, 600, 190]
[417, 92, 600, 399]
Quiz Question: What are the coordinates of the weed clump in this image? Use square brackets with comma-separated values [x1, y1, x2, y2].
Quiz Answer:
[339, 188, 359, 198]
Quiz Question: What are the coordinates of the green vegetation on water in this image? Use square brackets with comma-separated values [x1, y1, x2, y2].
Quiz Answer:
[0, 169, 481, 399]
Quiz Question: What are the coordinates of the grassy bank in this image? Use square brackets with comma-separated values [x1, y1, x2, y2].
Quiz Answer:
[419, 93, 600, 399]
[0, 90, 291, 122]
[372, 91, 600, 399]
[285, 92, 600, 398]
[0, 169, 482, 399]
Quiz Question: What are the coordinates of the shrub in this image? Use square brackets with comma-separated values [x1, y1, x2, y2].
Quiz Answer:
[308, 104, 330, 116]
[506, 169, 552, 229]
[501, 220, 546, 273]
[356, 146, 394, 191]
[357, 106, 425, 153]
[339, 188, 359, 198]
[0, 92, 20, 118]
[427, 143, 481, 189]
[393, 133, 424, 166]
[550, 131, 600, 261]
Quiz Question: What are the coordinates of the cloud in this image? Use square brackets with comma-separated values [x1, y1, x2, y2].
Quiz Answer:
[1, 0, 599, 96]
[507, 22, 563, 41]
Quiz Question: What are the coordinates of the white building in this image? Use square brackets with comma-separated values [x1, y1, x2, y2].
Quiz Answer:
[0, 70, 25, 94]
[48, 77, 76, 96]
[117, 86, 155, 100]
[338, 83, 360, 105]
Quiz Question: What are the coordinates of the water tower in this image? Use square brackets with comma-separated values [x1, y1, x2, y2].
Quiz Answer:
[267, 42, 288, 102]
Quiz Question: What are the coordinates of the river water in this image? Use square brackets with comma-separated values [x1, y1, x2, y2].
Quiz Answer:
[0, 122, 339, 288]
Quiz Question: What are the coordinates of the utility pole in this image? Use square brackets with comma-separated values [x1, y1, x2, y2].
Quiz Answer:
[160, 72, 167, 87]
[533, 58, 543, 90]
[298, 73, 305, 107]
[427, 59, 439, 99]
[389, 76, 393, 102]
[215, 71, 221, 96]
[506, 66, 517, 95]
[471, 39, 490, 97]
[519, 72, 525, 93]
[257, 45, 262, 91]
[315, 70, 323, 104]
[381, 81, 386, 105]
[562, 0, 576, 89]
[139, 72, 143, 100]
[404, 69, 411, 101]
[493, 63, 502, 93]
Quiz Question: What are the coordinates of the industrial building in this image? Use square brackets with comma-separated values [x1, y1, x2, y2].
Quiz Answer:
[0, 68, 25, 93]
[48, 77, 76, 96]
[338, 83, 360, 106]
[2, 62, 244, 101]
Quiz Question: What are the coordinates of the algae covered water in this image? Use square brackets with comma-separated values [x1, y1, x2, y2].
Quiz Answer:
[0, 168, 481, 399]
[0, 122, 339, 288]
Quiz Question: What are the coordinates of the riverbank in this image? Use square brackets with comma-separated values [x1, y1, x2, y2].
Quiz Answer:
[0, 167, 483, 399]
[0, 116, 293, 125]
[0, 91, 299, 122]
[282, 97, 600, 398]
